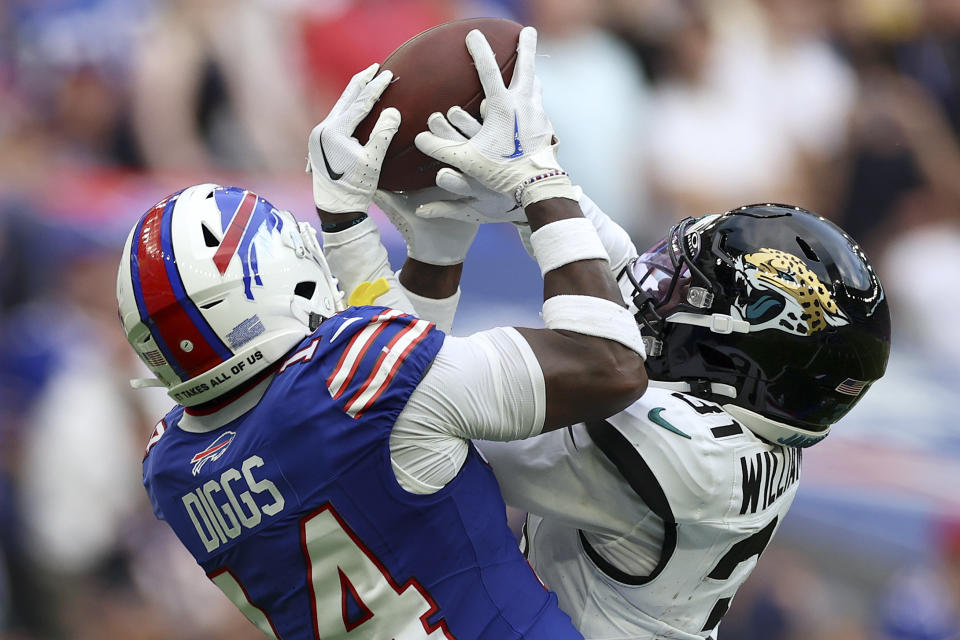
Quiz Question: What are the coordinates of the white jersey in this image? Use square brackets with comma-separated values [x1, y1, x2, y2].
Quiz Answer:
[479, 386, 802, 640]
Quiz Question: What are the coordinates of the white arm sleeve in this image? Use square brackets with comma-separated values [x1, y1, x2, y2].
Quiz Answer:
[322, 217, 416, 314]
[389, 326, 545, 494]
[577, 188, 639, 275]
[397, 277, 461, 334]
[322, 217, 462, 333]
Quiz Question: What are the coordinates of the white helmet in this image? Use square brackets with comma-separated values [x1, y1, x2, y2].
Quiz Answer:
[117, 184, 345, 406]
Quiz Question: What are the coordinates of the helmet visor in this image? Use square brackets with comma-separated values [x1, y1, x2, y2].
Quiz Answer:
[624, 215, 712, 313]
[633, 238, 688, 305]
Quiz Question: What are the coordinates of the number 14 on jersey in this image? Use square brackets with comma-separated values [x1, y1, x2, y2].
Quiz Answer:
[213, 504, 456, 639]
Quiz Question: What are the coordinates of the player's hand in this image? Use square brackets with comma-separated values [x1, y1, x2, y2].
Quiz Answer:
[415, 107, 526, 224]
[307, 64, 400, 214]
[414, 27, 576, 208]
[373, 187, 479, 266]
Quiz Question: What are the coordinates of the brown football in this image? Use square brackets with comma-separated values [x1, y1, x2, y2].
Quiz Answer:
[353, 17, 523, 191]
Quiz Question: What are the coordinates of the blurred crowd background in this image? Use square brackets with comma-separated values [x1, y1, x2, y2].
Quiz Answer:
[0, 0, 958, 638]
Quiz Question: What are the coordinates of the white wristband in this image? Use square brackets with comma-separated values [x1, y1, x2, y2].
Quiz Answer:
[542, 295, 646, 359]
[529, 218, 609, 276]
[516, 171, 577, 208]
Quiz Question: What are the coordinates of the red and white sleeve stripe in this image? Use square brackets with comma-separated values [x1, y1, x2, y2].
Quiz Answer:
[325, 310, 409, 399]
[342, 319, 434, 418]
[144, 419, 167, 459]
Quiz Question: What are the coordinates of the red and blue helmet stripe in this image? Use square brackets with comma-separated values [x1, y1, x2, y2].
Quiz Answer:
[211, 187, 284, 300]
[212, 190, 258, 276]
[129, 191, 234, 381]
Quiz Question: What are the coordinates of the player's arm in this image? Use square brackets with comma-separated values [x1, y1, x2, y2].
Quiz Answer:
[398, 104, 637, 331]
[315, 191, 470, 332]
[371, 187, 475, 333]
[305, 63, 482, 330]
[372, 109, 531, 332]
[321, 207, 465, 332]
[513, 198, 645, 427]
[391, 183, 641, 335]
[413, 27, 646, 428]
[564, 188, 638, 277]
[318, 214, 419, 314]
[306, 64, 421, 315]
[389, 212, 641, 489]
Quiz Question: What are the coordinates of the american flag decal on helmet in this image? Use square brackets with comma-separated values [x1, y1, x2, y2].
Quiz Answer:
[835, 378, 866, 396]
[143, 349, 167, 368]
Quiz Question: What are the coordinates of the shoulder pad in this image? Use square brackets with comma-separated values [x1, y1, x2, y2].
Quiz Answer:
[143, 405, 184, 461]
[591, 387, 753, 522]
[278, 307, 441, 419]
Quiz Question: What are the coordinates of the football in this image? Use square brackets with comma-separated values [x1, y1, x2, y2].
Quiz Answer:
[354, 17, 523, 191]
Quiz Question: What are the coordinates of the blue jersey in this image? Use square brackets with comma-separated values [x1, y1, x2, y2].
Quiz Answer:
[143, 306, 581, 640]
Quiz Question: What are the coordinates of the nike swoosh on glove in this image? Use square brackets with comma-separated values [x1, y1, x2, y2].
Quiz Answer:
[415, 107, 525, 224]
[307, 63, 400, 214]
[413, 27, 576, 209]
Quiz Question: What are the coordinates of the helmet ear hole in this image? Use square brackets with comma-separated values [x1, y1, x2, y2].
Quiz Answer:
[201, 223, 221, 247]
[795, 236, 820, 262]
[294, 281, 317, 300]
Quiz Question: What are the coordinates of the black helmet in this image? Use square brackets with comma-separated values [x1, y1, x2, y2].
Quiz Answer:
[620, 204, 890, 447]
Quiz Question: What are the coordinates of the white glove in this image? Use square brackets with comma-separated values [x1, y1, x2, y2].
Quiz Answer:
[415, 107, 525, 223]
[373, 187, 478, 266]
[414, 27, 576, 208]
[307, 63, 400, 214]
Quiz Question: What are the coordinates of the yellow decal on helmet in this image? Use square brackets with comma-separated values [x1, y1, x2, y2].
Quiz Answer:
[738, 249, 848, 335]
[348, 278, 390, 307]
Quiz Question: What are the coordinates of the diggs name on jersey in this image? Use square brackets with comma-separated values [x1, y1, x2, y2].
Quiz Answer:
[181, 454, 285, 552]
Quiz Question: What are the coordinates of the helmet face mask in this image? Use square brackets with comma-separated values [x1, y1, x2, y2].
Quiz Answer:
[621, 215, 718, 353]
[620, 204, 891, 447]
[118, 185, 345, 406]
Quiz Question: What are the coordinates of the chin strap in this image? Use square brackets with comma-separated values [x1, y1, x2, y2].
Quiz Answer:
[130, 377, 166, 389]
[647, 379, 738, 399]
[643, 311, 752, 356]
[665, 312, 750, 335]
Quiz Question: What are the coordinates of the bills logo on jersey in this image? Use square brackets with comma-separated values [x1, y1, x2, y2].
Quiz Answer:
[191, 431, 237, 476]
[211, 188, 285, 300]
